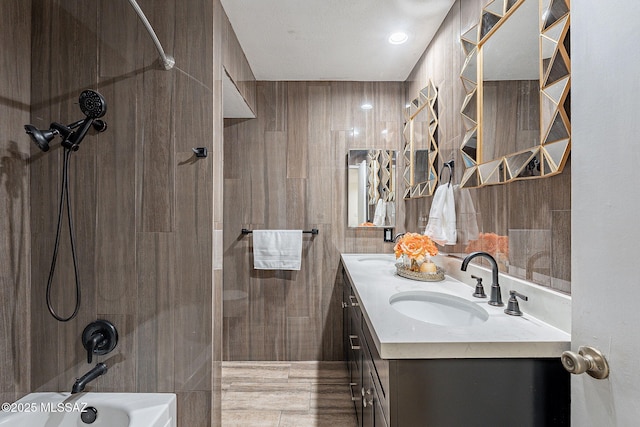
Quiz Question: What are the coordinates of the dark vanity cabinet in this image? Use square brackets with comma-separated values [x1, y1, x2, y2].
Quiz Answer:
[344, 270, 388, 427]
[342, 269, 570, 427]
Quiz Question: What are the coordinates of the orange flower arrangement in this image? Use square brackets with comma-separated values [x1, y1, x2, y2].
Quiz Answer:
[394, 232, 438, 271]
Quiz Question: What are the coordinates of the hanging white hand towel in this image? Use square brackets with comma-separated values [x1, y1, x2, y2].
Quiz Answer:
[424, 184, 457, 245]
[372, 199, 386, 226]
[252, 230, 303, 270]
[453, 184, 479, 245]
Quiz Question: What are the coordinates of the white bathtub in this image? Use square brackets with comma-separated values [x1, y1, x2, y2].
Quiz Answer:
[0, 392, 176, 427]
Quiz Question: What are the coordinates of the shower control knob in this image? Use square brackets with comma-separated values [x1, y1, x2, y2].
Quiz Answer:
[561, 346, 610, 379]
[81, 320, 118, 364]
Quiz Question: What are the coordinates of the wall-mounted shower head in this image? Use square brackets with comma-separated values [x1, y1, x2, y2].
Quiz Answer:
[24, 125, 57, 152]
[79, 90, 107, 119]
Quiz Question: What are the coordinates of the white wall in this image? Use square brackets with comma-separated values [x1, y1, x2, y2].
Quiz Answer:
[572, 1, 640, 425]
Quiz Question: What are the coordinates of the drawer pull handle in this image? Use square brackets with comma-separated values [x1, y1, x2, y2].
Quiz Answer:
[349, 335, 361, 350]
[349, 383, 359, 401]
[349, 295, 359, 307]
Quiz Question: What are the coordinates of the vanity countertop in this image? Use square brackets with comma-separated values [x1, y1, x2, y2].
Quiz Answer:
[341, 253, 570, 359]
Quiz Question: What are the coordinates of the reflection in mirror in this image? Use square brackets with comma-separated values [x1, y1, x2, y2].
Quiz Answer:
[347, 149, 396, 228]
[459, 0, 570, 188]
[403, 80, 439, 199]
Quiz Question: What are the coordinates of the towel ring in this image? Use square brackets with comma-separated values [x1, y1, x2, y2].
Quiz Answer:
[439, 160, 454, 187]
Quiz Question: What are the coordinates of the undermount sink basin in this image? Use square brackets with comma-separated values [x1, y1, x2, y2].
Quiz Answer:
[389, 291, 489, 327]
[356, 255, 396, 263]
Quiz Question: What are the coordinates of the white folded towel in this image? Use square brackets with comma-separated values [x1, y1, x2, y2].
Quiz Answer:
[425, 184, 457, 245]
[252, 230, 303, 270]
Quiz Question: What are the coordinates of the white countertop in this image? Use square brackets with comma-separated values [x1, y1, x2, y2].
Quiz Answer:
[341, 253, 570, 359]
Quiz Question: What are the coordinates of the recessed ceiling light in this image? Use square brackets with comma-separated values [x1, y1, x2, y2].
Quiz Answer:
[388, 32, 408, 45]
[361, 103, 373, 110]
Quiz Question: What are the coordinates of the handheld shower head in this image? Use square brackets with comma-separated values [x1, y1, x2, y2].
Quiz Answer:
[25, 90, 108, 152]
[79, 90, 107, 119]
[66, 90, 108, 148]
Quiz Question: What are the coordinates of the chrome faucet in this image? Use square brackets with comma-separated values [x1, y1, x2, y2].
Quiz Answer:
[461, 251, 504, 306]
[71, 363, 108, 394]
[393, 232, 405, 243]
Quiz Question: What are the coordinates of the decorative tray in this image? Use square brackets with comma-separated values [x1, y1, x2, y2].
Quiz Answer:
[395, 263, 445, 282]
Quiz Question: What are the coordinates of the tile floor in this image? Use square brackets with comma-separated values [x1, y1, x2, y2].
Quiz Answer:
[222, 361, 358, 427]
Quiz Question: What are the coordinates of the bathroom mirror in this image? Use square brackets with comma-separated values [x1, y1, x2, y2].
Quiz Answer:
[347, 149, 397, 228]
[402, 80, 439, 199]
[459, 0, 570, 187]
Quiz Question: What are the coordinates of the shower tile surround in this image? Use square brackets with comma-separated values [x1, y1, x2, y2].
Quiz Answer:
[0, 0, 32, 405]
[16, 0, 240, 425]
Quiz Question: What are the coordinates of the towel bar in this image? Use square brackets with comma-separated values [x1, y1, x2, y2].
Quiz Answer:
[241, 228, 319, 235]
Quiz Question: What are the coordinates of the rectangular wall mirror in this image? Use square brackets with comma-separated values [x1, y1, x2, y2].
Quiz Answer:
[347, 149, 397, 228]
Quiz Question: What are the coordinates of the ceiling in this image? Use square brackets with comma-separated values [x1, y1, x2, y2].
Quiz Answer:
[220, 0, 456, 82]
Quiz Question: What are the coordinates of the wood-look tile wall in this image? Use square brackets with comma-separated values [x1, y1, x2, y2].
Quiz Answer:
[405, 0, 571, 293]
[0, 0, 31, 405]
[223, 81, 404, 361]
[222, 13, 257, 114]
[27, 0, 224, 425]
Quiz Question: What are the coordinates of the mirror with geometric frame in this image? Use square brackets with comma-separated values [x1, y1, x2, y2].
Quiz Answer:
[459, 0, 570, 188]
[402, 80, 440, 198]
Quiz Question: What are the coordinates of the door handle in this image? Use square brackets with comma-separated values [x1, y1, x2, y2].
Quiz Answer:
[561, 346, 610, 379]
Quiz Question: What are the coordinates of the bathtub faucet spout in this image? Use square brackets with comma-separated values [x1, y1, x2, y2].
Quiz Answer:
[71, 363, 108, 394]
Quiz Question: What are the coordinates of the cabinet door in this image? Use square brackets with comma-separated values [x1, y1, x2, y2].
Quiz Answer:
[350, 344, 363, 426]
[372, 373, 388, 427]
[362, 360, 375, 427]
[362, 360, 388, 427]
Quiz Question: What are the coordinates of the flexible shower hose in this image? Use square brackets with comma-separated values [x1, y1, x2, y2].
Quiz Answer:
[46, 147, 81, 321]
